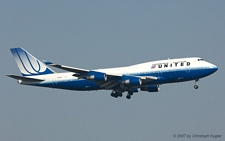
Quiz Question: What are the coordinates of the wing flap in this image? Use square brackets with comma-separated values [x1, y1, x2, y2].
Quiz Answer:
[99, 80, 120, 89]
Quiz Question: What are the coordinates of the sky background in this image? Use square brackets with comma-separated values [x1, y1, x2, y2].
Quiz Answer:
[0, 1, 225, 141]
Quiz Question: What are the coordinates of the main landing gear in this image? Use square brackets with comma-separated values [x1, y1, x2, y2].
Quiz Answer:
[194, 79, 199, 89]
[110, 91, 133, 99]
[111, 91, 122, 98]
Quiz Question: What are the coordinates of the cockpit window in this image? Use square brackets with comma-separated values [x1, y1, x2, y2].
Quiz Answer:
[198, 58, 204, 61]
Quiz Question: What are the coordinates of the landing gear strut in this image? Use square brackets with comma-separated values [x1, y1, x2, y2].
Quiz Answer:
[126, 91, 133, 99]
[194, 79, 199, 89]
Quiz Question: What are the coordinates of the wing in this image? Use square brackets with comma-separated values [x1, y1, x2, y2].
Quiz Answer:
[50, 64, 122, 79]
[139, 76, 158, 82]
[50, 64, 90, 74]
[50, 63, 157, 90]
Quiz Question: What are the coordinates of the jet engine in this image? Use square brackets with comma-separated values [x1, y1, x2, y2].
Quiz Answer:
[122, 77, 142, 86]
[86, 73, 107, 81]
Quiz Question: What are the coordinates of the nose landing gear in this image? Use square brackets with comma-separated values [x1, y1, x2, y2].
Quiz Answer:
[194, 79, 199, 89]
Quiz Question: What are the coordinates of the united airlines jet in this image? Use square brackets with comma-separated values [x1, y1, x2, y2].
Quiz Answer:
[7, 47, 218, 99]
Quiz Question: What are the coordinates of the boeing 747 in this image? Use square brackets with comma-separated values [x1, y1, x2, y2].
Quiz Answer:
[7, 47, 218, 99]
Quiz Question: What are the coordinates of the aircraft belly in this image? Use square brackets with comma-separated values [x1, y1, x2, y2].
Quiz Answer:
[38, 79, 101, 91]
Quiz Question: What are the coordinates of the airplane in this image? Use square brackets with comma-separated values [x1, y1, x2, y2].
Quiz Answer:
[7, 47, 218, 99]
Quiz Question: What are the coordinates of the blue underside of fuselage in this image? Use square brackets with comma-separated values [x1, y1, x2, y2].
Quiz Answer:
[34, 67, 217, 91]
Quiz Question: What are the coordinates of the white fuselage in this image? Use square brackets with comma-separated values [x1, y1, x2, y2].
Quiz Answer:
[19, 57, 217, 91]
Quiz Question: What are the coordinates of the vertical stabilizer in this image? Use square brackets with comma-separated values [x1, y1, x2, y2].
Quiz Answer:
[10, 47, 54, 76]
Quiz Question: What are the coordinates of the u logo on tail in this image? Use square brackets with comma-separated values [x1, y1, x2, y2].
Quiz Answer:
[10, 47, 54, 76]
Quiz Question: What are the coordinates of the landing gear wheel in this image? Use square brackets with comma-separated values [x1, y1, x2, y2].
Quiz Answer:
[111, 93, 117, 98]
[194, 85, 198, 89]
[126, 95, 131, 99]
[128, 91, 133, 95]
[111, 93, 115, 97]
[111, 91, 122, 98]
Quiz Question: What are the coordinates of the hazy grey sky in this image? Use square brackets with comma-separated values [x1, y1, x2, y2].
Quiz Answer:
[1, 1, 224, 141]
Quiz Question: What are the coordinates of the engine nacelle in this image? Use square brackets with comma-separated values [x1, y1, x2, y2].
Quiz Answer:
[141, 85, 160, 92]
[86, 73, 107, 81]
[122, 77, 142, 86]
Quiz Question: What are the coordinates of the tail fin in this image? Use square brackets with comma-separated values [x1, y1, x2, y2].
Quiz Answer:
[10, 47, 55, 76]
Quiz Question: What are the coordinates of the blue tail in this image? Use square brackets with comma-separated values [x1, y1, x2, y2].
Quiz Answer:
[10, 47, 55, 76]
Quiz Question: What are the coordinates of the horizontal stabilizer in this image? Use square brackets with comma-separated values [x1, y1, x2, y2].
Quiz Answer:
[42, 60, 53, 65]
[6, 74, 44, 82]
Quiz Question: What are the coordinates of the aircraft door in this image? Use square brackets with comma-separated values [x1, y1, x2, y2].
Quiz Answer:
[158, 70, 162, 75]
[186, 66, 190, 73]
[52, 79, 57, 88]
[158, 64, 162, 75]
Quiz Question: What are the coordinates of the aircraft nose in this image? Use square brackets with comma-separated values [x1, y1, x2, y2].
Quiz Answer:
[210, 64, 218, 73]
[213, 65, 218, 72]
